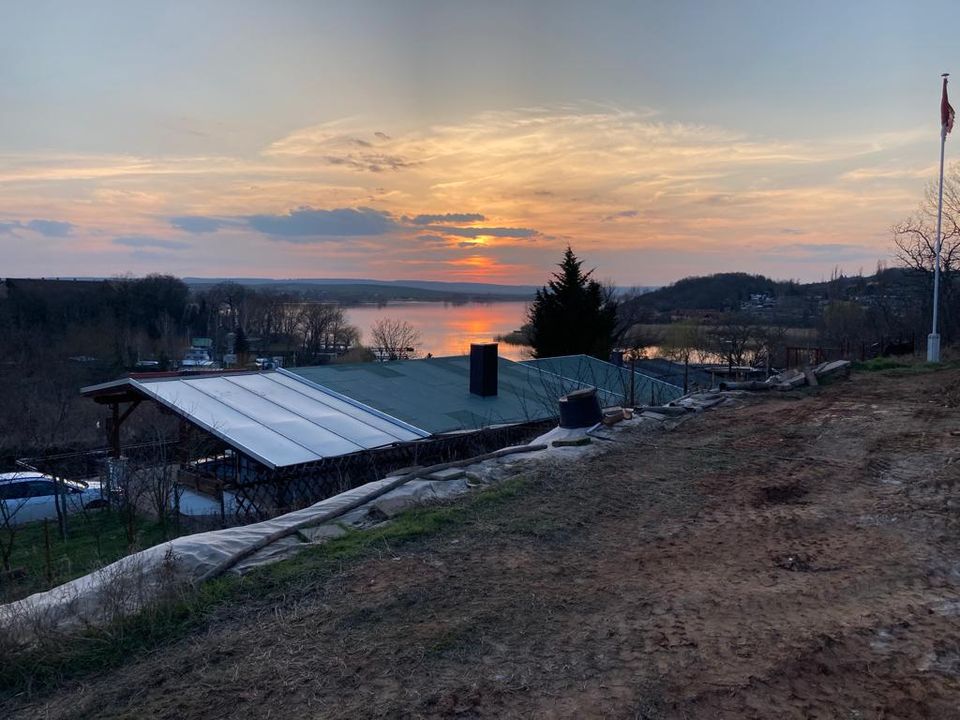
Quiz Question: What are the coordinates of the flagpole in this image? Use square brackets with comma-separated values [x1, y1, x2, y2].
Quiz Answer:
[929, 73, 950, 363]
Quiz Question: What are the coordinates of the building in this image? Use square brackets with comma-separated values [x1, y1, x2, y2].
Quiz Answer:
[73, 345, 671, 523]
[288, 347, 623, 434]
[80, 369, 430, 521]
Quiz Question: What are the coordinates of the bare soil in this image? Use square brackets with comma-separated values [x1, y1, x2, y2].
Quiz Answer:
[8, 368, 960, 719]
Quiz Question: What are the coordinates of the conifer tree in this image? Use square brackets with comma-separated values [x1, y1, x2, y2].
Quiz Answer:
[527, 247, 618, 359]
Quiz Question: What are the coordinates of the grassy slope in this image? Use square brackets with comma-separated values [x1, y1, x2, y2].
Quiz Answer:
[2, 512, 187, 603]
[0, 478, 529, 698]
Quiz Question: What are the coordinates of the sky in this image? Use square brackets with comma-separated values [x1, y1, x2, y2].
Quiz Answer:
[2, 0, 959, 285]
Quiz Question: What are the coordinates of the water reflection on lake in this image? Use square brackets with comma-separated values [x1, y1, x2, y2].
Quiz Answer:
[344, 301, 531, 360]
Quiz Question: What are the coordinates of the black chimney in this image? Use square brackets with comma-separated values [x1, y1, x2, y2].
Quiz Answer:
[469, 343, 498, 397]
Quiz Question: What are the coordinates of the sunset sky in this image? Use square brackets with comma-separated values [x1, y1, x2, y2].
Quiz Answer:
[3, 0, 959, 285]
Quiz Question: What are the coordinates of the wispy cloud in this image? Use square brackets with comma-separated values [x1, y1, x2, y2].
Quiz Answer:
[25, 219, 73, 236]
[0, 104, 933, 282]
[114, 236, 190, 250]
[170, 216, 224, 233]
[425, 225, 539, 239]
[0, 218, 74, 236]
[602, 210, 639, 222]
[246, 207, 396, 239]
[409, 212, 486, 225]
[263, 123, 417, 172]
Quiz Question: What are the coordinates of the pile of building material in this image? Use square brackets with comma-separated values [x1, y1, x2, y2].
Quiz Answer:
[719, 360, 851, 392]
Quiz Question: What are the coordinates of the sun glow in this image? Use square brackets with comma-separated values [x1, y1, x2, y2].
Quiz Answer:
[0, 104, 924, 282]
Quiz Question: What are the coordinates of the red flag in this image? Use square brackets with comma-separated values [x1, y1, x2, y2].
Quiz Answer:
[942, 76, 955, 135]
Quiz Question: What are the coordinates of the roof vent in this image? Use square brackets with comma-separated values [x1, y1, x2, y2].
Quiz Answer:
[469, 343, 498, 397]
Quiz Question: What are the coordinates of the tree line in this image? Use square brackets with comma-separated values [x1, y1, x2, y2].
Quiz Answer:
[0, 277, 424, 459]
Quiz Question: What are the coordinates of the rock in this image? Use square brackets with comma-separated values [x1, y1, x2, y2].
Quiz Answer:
[298, 523, 349, 543]
[814, 360, 851, 379]
[780, 373, 807, 389]
[421, 467, 466, 482]
[602, 407, 625, 425]
[654, 406, 690, 417]
[719, 380, 772, 391]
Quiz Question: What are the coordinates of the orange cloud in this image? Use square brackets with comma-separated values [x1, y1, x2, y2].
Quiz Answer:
[0, 105, 938, 282]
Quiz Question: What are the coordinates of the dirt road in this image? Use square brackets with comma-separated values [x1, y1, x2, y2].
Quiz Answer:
[8, 368, 960, 719]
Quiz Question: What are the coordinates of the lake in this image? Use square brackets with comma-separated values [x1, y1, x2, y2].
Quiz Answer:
[344, 300, 531, 360]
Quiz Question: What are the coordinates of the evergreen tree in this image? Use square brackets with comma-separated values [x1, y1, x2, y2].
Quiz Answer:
[527, 247, 618, 359]
[234, 326, 250, 355]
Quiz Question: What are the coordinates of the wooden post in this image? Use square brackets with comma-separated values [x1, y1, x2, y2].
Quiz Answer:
[109, 400, 141, 459]
[43, 518, 53, 586]
[110, 402, 121, 459]
[53, 475, 67, 540]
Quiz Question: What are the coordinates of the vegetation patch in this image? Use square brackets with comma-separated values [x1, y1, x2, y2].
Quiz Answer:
[853, 357, 913, 372]
[0, 476, 531, 700]
[1, 511, 190, 604]
[853, 357, 960, 374]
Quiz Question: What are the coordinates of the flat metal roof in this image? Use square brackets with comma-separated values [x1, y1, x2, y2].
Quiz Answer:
[289, 355, 624, 434]
[82, 371, 428, 469]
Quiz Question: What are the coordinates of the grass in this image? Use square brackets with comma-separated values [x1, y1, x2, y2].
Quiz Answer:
[2, 511, 190, 603]
[0, 476, 532, 700]
[1, 570, 239, 698]
[256, 476, 528, 587]
[852, 357, 913, 372]
[852, 356, 960, 373]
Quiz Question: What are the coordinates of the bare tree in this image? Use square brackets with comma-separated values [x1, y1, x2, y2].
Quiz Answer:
[616, 288, 662, 359]
[295, 303, 359, 361]
[893, 164, 960, 340]
[709, 313, 763, 369]
[133, 429, 185, 541]
[0, 488, 30, 574]
[661, 321, 703, 392]
[369, 318, 421, 360]
[820, 301, 869, 347]
[893, 167, 960, 274]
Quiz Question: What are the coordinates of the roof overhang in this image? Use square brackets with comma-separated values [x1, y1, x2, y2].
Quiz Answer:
[81, 371, 429, 469]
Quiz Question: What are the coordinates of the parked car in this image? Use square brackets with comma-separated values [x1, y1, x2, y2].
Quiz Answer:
[0, 472, 108, 526]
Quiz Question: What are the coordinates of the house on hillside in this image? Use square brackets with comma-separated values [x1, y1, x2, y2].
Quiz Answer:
[72, 344, 635, 523]
[288, 345, 624, 434]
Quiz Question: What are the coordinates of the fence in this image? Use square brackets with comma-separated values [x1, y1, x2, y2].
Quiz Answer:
[224, 420, 553, 522]
[784, 335, 917, 368]
[20, 420, 554, 525]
